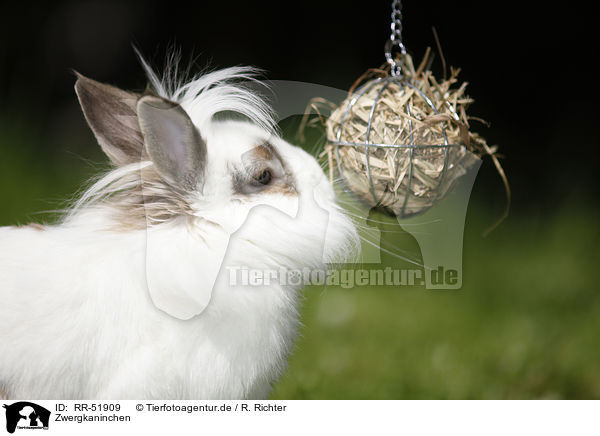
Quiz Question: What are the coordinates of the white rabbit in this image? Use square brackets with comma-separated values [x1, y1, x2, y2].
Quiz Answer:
[0, 57, 358, 399]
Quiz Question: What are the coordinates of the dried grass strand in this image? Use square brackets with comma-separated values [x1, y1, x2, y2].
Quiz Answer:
[301, 50, 509, 228]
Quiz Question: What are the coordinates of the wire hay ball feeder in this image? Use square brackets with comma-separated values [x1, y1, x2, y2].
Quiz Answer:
[324, 49, 493, 218]
[301, 0, 509, 229]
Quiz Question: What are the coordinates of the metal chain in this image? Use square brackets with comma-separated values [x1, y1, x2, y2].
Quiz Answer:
[385, 0, 407, 76]
[390, 0, 403, 43]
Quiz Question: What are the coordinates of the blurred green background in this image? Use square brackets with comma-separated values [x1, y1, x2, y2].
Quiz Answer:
[271, 199, 600, 399]
[2, 114, 598, 399]
[279, 117, 600, 399]
[1, 0, 598, 399]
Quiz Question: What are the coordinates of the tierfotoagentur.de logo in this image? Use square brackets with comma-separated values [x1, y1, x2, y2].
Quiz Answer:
[2, 402, 50, 433]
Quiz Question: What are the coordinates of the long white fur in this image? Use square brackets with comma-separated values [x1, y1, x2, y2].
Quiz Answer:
[139, 52, 276, 133]
[0, 58, 359, 399]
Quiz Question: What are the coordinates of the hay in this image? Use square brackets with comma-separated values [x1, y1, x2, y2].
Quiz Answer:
[315, 51, 509, 224]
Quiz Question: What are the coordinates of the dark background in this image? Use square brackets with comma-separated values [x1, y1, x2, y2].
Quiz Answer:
[1, 1, 599, 399]
[1, 0, 597, 214]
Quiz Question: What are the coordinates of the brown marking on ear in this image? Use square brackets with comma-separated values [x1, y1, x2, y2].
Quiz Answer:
[74, 72, 147, 166]
[0, 384, 9, 400]
[253, 143, 274, 161]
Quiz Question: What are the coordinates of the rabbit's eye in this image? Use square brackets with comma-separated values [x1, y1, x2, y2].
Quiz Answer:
[255, 169, 272, 185]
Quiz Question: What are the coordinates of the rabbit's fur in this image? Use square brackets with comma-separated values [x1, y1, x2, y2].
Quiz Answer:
[0, 59, 358, 399]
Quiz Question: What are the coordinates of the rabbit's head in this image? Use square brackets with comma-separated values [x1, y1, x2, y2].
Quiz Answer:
[73, 64, 358, 319]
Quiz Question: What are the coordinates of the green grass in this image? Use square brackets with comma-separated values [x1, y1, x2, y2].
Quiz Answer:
[1, 119, 599, 399]
[270, 207, 600, 398]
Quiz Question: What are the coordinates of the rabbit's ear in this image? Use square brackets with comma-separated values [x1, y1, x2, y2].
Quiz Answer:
[137, 95, 207, 191]
[74, 72, 145, 166]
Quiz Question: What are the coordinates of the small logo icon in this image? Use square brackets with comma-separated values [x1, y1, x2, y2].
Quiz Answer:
[2, 402, 50, 434]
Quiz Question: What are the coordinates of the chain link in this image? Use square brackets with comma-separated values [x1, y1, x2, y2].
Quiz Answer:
[385, 0, 406, 76]
[390, 0, 403, 42]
